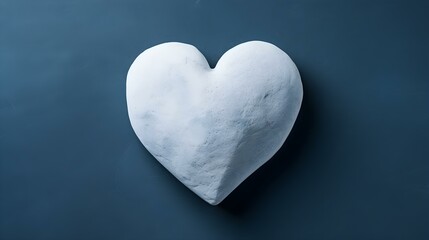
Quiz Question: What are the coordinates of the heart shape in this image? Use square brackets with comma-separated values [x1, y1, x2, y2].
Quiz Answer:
[126, 41, 303, 205]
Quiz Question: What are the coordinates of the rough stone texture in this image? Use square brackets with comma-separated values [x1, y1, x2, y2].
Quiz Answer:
[126, 41, 303, 205]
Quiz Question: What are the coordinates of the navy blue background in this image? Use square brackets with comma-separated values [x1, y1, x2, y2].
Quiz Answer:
[1, 0, 428, 239]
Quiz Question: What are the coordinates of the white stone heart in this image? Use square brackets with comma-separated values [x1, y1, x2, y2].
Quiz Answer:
[126, 41, 303, 205]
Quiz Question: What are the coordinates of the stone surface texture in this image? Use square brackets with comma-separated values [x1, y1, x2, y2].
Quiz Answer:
[127, 41, 303, 205]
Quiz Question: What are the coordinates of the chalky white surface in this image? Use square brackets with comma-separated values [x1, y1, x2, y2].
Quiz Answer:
[127, 41, 303, 205]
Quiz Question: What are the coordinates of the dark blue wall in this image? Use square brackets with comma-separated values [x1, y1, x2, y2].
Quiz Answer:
[1, 0, 428, 239]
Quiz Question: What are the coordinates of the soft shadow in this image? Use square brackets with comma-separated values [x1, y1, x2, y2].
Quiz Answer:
[218, 69, 318, 215]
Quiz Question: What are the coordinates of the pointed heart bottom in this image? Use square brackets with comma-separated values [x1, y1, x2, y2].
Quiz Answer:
[126, 41, 303, 205]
